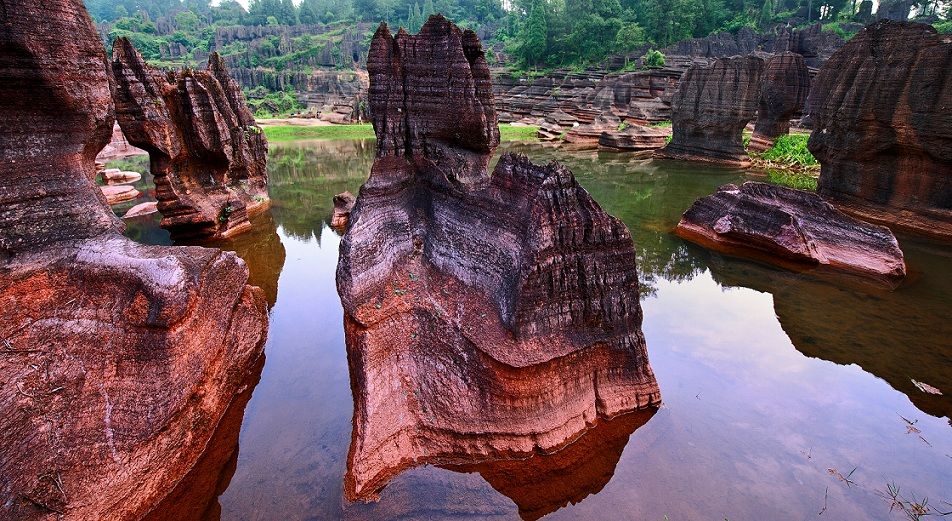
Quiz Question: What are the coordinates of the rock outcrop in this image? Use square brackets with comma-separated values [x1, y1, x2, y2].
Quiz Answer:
[563, 113, 621, 148]
[659, 56, 764, 166]
[749, 52, 810, 152]
[0, 1, 268, 519]
[111, 40, 270, 241]
[598, 124, 671, 152]
[331, 191, 355, 230]
[676, 182, 906, 285]
[95, 122, 147, 161]
[339, 16, 660, 502]
[807, 21, 952, 240]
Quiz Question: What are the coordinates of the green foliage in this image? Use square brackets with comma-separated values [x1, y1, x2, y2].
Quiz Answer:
[649, 120, 672, 127]
[520, 0, 548, 66]
[765, 170, 818, 190]
[642, 49, 665, 68]
[936, 20, 952, 34]
[614, 23, 647, 54]
[757, 134, 818, 167]
[247, 89, 303, 117]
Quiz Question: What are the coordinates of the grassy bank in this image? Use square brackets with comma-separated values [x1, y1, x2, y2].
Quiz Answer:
[262, 123, 541, 143]
[750, 133, 820, 191]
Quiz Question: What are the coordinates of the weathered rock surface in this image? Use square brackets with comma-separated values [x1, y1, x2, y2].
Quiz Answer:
[807, 21, 952, 240]
[111, 40, 270, 241]
[96, 122, 147, 161]
[331, 191, 355, 231]
[599, 124, 671, 152]
[563, 113, 621, 148]
[101, 168, 142, 184]
[340, 16, 660, 502]
[750, 52, 810, 152]
[676, 182, 906, 285]
[536, 109, 578, 140]
[658, 56, 764, 166]
[100, 184, 141, 205]
[0, 1, 268, 519]
[123, 201, 159, 219]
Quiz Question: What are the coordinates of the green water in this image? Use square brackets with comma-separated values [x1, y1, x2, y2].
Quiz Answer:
[123, 139, 952, 520]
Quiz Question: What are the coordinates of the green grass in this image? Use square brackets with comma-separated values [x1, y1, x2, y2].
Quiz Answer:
[765, 170, 818, 191]
[649, 120, 672, 128]
[499, 124, 540, 142]
[262, 123, 540, 142]
[263, 124, 375, 141]
[757, 133, 818, 167]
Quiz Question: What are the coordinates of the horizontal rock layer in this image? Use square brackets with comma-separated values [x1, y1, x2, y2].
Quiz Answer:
[750, 52, 810, 152]
[676, 182, 906, 285]
[808, 20, 952, 240]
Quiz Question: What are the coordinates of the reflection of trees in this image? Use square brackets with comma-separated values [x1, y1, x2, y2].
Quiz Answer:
[267, 140, 374, 243]
[708, 242, 952, 425]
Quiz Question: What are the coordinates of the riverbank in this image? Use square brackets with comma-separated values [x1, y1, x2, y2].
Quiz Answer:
[261, 122, 541, 143]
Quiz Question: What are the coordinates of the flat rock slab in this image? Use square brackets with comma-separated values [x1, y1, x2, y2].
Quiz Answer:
[102, 170, 142, 184]
[100, 184, 140, 205]
[599, 124, 670, 151]
[123, 201, 159, 219]
[676, 182, 906, 286]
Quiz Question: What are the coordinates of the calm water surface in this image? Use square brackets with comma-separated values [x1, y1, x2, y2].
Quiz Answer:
[120, 139, 952, 520]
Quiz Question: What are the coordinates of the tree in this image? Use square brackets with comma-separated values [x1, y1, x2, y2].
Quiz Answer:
[299, 0, 321, 24]
[614, 22, 647, 53]
[759, 0, 775, 27]
[175, 10, 201, 32]
[521, 0, 548, 65]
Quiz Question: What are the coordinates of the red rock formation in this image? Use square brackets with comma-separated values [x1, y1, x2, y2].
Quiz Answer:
[598, 124, 671, 152]
[0, 1, 268, 519]
[749, 52, 810, 152]
[658, 56, 764, 166]
[331, 191, 355, 231]
[807, 21, 952, 240]
[340, 15, 660, 502]
[563, 113, 621, 148]
[96, 122, 147, 161]
[111, 39, 270, 241]
[676, 182, 906, 285]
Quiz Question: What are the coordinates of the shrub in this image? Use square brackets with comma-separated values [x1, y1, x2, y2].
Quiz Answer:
[642, 49, 665, 68]
[759, 134, 818, 167]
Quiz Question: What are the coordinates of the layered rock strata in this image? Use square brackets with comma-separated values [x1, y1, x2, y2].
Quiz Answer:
[807, 21, 952, 240]
[658, 56, 764, 166]
[0, 1, 268, 519]
[339, 16, 660, 502]
[563, 113, 622, 148]
[676, 182, 906, 285]
[598, 124, 671, 152]
[749, 52, 810, 152]
[111, 40, 270, 240]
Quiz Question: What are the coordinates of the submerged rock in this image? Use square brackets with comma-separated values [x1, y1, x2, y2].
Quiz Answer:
[807, 21, 952, 240]
[658, 56, 764, 166]
[676, 182, 906, 285]
[339, 15, 660, 502]
[111, 39, 270, 241]
[0, 1, 268, 519]
[749, 52, 810, 152]
[599, 124, 671, 152]
[331, 191, 355, 231]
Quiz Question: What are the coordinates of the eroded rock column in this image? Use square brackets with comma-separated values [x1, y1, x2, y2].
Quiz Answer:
[0, 1, 268, 518]
[338, 15, 660, 502]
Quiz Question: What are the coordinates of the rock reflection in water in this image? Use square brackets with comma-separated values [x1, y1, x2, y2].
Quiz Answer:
[707, 239, 952, 425]
[345, 409, 655, 520]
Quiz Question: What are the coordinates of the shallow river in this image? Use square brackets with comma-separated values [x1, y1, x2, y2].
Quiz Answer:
[122, 139, 952, 521]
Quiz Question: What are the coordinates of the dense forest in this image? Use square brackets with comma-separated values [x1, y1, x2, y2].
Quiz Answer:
[85, 0, 951, 80]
